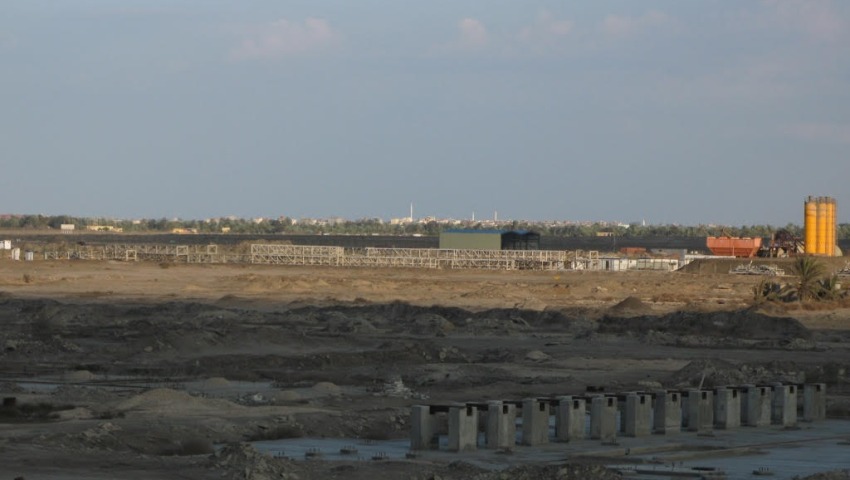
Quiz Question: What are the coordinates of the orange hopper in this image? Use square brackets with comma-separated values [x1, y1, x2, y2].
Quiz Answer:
[706, 237, 762, 257]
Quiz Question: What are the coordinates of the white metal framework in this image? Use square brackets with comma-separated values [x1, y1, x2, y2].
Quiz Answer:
[41, 243, 676, 272]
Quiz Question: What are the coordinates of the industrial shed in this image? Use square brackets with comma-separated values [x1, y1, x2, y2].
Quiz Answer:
[439, 229, 541, 250]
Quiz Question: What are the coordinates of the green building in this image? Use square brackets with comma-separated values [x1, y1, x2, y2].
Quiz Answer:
[438, 229, 540, 250]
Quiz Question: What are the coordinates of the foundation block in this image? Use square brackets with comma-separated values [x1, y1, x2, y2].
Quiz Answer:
[714, 387, 741, 430]
[742, 385, 772, 427]
[410, 405, 439, 450]
[555, 396, 586, 442]
[486, 401, 516, 449]
[687, 390, 713, 433]
[803, 383, 826, 422]
[448, 403, 478, 452]
[521, 398, 550, 446]
[625, 393, 652, 437]
[653, 390, 682, 435]
[590, 396, 617, 441]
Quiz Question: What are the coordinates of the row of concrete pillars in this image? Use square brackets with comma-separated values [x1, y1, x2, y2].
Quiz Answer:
[410, 383, 827, 451]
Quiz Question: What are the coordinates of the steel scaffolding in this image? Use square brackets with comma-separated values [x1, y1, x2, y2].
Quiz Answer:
[249, 245, 568, 270]
[41, 243, 673, 272]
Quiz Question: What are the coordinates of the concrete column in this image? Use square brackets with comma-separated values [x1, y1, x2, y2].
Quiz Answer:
[742, 385, 771, 427]
[653, 390, 682, 435]
[448, 403, 478, 452]
[625, 393, 652, 437]
[555, 396, 586, 442]
[410, 405, 439, 450]
[686, 390, 713, 433]
[590, 396, 617, 441]
[803, 383, 827, 422]
[771, 384, 797, 427]
[714, 387, 741, 430]
[486, 401, 516, 450]
[521, 398, 550, 446]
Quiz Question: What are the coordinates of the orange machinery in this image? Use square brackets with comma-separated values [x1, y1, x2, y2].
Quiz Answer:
[706, 236, 763, 257]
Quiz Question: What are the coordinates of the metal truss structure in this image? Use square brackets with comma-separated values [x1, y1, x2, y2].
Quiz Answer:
[44, 244, 219, 263]
[249, 244, 569, 270]
[571, 251, 601, 270]
[249, 244, 345, 266]
[41, 243, 676, 273]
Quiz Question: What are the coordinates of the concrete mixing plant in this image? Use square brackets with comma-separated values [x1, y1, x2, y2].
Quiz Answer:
[804, 196, 838, 256]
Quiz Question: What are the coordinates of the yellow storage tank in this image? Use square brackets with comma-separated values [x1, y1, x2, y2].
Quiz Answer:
[805, 197, 817, 254]
[827, 198, 836, 256]
[817, 198, 828, 255]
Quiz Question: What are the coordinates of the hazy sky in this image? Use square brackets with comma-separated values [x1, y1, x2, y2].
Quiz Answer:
[1, 1, 848, 225]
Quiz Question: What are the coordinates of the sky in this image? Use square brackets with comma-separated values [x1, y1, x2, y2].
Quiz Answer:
[1, 0, 848, 225]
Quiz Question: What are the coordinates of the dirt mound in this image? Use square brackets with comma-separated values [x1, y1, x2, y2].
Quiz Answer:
[599, 309, 811, 340]
[525, 350, 551, 362]
[204, 377, 231, 387]
[609, 296, 652, 315]
[412, 313, 456, 335]
[65, 370, 94, 382]
[116, 388, 244, 416]
[311, 381, 342, 396]
[425, 462, 621, 480]
[668, 359, 806, 388]
[288, 301, 574, 334]
[799, 471, 850, 480]
[209, 443, 298, 480]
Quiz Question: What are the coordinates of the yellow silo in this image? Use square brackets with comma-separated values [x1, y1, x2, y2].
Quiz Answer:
[817, 198, 828, 255]
[805, 197, 818, 254]
[827, 197, 836, 256]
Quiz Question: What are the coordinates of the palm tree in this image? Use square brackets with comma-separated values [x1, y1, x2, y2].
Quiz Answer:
[790, 256, 827, 302]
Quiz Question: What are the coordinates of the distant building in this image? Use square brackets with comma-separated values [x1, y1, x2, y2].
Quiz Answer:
[439, 229, 540, 250]
[60, 224, 75, 232]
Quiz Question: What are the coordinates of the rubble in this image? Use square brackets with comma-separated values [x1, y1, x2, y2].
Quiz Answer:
[209, 443, 299, 480]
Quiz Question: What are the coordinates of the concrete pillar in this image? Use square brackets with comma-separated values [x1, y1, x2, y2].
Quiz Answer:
[521, 398, 550, 446]
[714, 387, 741, 430]
[742, 385, 771, 427]
[448, 403, 478, 452]
[486, 401, 516, 450]
[771, 384, 797, 427]
[653, 390, 682, 434]
[625, 393, 652, 437]
[410, 405, 439, 450]
[590, 396, 617, 441]
[686, 390, 713, 433]
[555, 396, 586, 442]
[803, 383, 827, 422]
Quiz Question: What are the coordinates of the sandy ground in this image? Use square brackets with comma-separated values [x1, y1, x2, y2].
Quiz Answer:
[0, 258, 848, 479]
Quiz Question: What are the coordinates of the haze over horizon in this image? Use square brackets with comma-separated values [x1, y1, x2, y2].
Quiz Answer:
[1, 1, 848, 226]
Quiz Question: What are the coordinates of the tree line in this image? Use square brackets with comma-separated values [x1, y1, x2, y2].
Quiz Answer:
[1, 214, 848, 239]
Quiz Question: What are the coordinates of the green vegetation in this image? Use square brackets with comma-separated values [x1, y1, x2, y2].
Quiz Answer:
[753, 257, 845, 304]
[790, 256, 829, 302]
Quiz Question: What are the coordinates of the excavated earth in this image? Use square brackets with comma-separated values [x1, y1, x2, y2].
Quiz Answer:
[0, 259, 849, 479]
